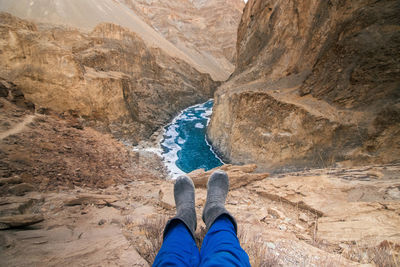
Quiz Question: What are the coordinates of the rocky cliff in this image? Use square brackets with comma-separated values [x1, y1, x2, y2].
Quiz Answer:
[208, 0, 400, 172]
[0, 0, 241, 81]
[123, 0, 244, 80]
[0, 13, 218, 143]
[1, 93, 399, 265]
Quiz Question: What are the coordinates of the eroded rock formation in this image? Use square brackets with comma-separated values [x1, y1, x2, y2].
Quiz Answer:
[0, 0, 242, 81]
[123, 0, 245, 80]
[0, 13, 219, 143]
[208, 0, 400, 172]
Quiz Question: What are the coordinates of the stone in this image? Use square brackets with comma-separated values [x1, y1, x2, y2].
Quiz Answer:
[188, 164, 269, 189]
[0, 214, 44, 229]
[0, 83, 8, 97]
[8, 183, 36, 196]
[0, 176, 23, 186]
[267, 207, 285, 219]
[64, 194, 119, 206]
[266, 242, 276, 250]
[295, 224, 305, 231]
[278, 225, 287, 231]
[158, 186, 174, 210]
[299, 213, 309, 223]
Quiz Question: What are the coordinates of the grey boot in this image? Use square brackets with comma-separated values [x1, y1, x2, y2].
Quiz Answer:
[163, 175, 197, 239]
[202, 170, 237, 233]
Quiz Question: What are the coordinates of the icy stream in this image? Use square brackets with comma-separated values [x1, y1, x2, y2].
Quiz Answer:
[161, 100, 223, 177]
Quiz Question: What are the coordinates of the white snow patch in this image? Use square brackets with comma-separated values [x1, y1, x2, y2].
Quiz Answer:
[195, 123, 204, 129]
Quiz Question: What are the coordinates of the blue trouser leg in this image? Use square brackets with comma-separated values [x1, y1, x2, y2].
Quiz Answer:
[153, 220, 200, 267]
[199, 215, 251, 267]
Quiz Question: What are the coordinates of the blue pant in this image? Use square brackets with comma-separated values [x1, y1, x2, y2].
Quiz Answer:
[153, 215, 250, 266]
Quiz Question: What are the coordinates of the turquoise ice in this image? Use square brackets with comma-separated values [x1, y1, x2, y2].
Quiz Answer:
[161, 100, 223, 177]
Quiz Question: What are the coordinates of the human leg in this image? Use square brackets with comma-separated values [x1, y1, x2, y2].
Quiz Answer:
[200, 215, 250, 266]
[153, 176, 200, 266]
[199, 171, 250, 266]
[153, 220, 200, 266]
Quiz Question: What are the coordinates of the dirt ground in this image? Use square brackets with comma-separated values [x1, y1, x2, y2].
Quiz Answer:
[1, 92, 399, 266]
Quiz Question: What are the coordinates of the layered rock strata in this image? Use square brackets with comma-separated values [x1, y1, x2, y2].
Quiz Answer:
[0, 0, 240, 81]
[208, 0, 400, 171]
[0, 13, 218, 143]
[123, 0, 245, 80]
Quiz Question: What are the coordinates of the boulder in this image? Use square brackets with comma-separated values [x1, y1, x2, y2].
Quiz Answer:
[64, 194, 119, 206]
[0, 176, 23, 186]
[8, 183, 36, 196]
[0, 214, 44, 229]
[188, 164, 269, 189]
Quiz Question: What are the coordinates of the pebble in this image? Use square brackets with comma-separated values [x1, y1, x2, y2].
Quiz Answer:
[279, 224, 287, 231]
[266, 242, 276, 250]
[299, 213, 309, 222]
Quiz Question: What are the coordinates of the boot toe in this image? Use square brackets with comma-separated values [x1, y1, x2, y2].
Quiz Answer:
[208, 170, 229, 189]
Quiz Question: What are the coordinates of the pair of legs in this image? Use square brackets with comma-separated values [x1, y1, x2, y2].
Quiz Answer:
[153, 171, 250, 266]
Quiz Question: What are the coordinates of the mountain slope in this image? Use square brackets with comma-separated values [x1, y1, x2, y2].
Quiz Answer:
[123, 0, 244, 79]
[0, 13, 218, 143]
[0, 0, 231, 80]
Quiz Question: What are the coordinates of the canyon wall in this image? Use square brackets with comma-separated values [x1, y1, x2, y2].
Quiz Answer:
[123, 0, 244, 79]
[0, 13, 218, 143]
[0, 0, 242, 81]
[208, 0, 400, 172]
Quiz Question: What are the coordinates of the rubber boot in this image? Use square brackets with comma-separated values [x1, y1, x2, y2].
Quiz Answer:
[202, 170, 237, 233]
[163, 175, 197, 240]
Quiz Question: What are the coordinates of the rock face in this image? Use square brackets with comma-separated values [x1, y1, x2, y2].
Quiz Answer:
[208, 0, 400, 172]
[1, 95, 399, 266]
[123, 0, 245, 80]
[0, 13, 218, 143]
[0, 0, 242, 81]
[188, 164, 269, 189]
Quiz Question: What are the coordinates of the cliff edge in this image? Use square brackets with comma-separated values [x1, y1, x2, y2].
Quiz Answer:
[208, 0, 400, 172]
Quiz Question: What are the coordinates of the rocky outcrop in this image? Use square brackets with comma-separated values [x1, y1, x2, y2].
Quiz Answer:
[123, 0, 245, 80]
[0, 13, 219, 143]
[188, 164, 269, 189]
[208, 0, 400, 172]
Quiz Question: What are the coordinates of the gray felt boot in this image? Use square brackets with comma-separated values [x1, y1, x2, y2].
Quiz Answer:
[202, 170, 237, 233]
[163, 175, 197, 239]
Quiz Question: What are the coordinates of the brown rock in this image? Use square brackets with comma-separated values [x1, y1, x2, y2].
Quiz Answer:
[0, 82, 8, 97]
[207, 0, 400, 172]
[64, 194, 119, 206]
[8, 183, 36, 196]
[158, 186, 175, 210]
[188, 164, 268, 189]
[0, 176, 23, 186]
[267, 207, 285, 219]
[299, 213, 309, 223]
[252, 167, 400, 246]
[0, 214, 44, 229]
